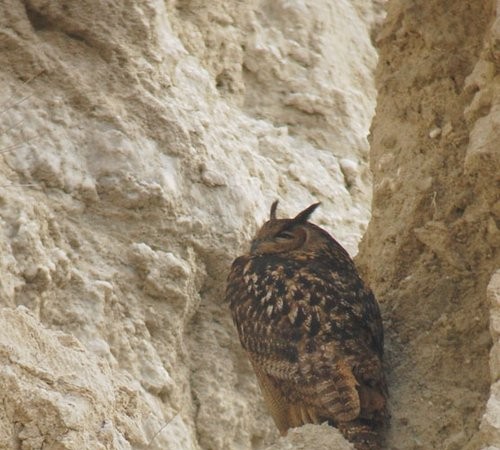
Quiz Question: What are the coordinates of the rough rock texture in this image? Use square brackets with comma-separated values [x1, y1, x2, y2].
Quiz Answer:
[1, 0, 499, 449]
[479, 271, 500, 449]
[357, 1, 500, 449]
[0, 1, 379, 449]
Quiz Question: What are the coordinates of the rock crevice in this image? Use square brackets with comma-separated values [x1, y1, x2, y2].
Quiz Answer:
[0, 0, 499, 449]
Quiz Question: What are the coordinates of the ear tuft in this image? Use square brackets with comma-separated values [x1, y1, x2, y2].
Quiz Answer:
[270, 200, 279, 220]
[293, 202, 321, 223]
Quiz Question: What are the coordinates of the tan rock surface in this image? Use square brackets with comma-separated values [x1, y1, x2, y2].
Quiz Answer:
[357, 0, 500, 448]
[0, 0, 377, 449]
[0, 306, 145, 450]
[1, 0, 499, 449]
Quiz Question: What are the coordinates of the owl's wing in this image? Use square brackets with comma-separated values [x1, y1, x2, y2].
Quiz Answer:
[226, 255, 387, 429]
[311, 261, 387, 421]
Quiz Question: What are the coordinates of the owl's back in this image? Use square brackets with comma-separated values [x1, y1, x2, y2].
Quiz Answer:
[226, 203, 388, 450]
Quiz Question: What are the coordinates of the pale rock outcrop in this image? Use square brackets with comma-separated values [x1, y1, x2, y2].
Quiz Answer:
[0, 306, 141, 450]
[0, 0, 378, 449]
[2, 0, 499, 449]
[477, 271, 500, 450]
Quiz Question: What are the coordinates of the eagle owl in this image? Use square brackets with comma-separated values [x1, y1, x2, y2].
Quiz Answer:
[226, 201, 388, 450]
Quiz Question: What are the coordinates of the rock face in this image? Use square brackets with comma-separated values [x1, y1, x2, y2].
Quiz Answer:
[357, 0, 500, 449]
[0, 1, 498, 450]
[0, 0, 378, 449]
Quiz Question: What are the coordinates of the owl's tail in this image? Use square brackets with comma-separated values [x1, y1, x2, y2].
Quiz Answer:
[335, 418, 384, 450]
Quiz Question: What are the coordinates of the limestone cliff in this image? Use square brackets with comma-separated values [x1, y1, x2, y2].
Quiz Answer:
[357, 1, 500, 449]
[0, 0, 499, 449]
[0, 0, 376, 449]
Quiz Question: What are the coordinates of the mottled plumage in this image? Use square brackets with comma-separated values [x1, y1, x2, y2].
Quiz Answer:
[226, 201, 388, 449]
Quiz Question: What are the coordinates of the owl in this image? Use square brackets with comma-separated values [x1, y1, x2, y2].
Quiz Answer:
[226, 201, 388, 450]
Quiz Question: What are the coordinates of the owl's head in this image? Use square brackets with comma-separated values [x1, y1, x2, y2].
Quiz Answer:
[250, 200, 326, 255]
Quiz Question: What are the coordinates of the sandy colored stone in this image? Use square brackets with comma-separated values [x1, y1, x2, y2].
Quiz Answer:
[474, 271, 500, 450]
[0, 0, 379, 449]
[1, 0, 499, 449]
[358, 0, 500, 449]
[0, 306, 142, 449]
[265, 423, 354, 450]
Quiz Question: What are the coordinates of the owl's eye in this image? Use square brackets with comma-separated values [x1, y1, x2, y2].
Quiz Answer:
[276, 230, 295, 240]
